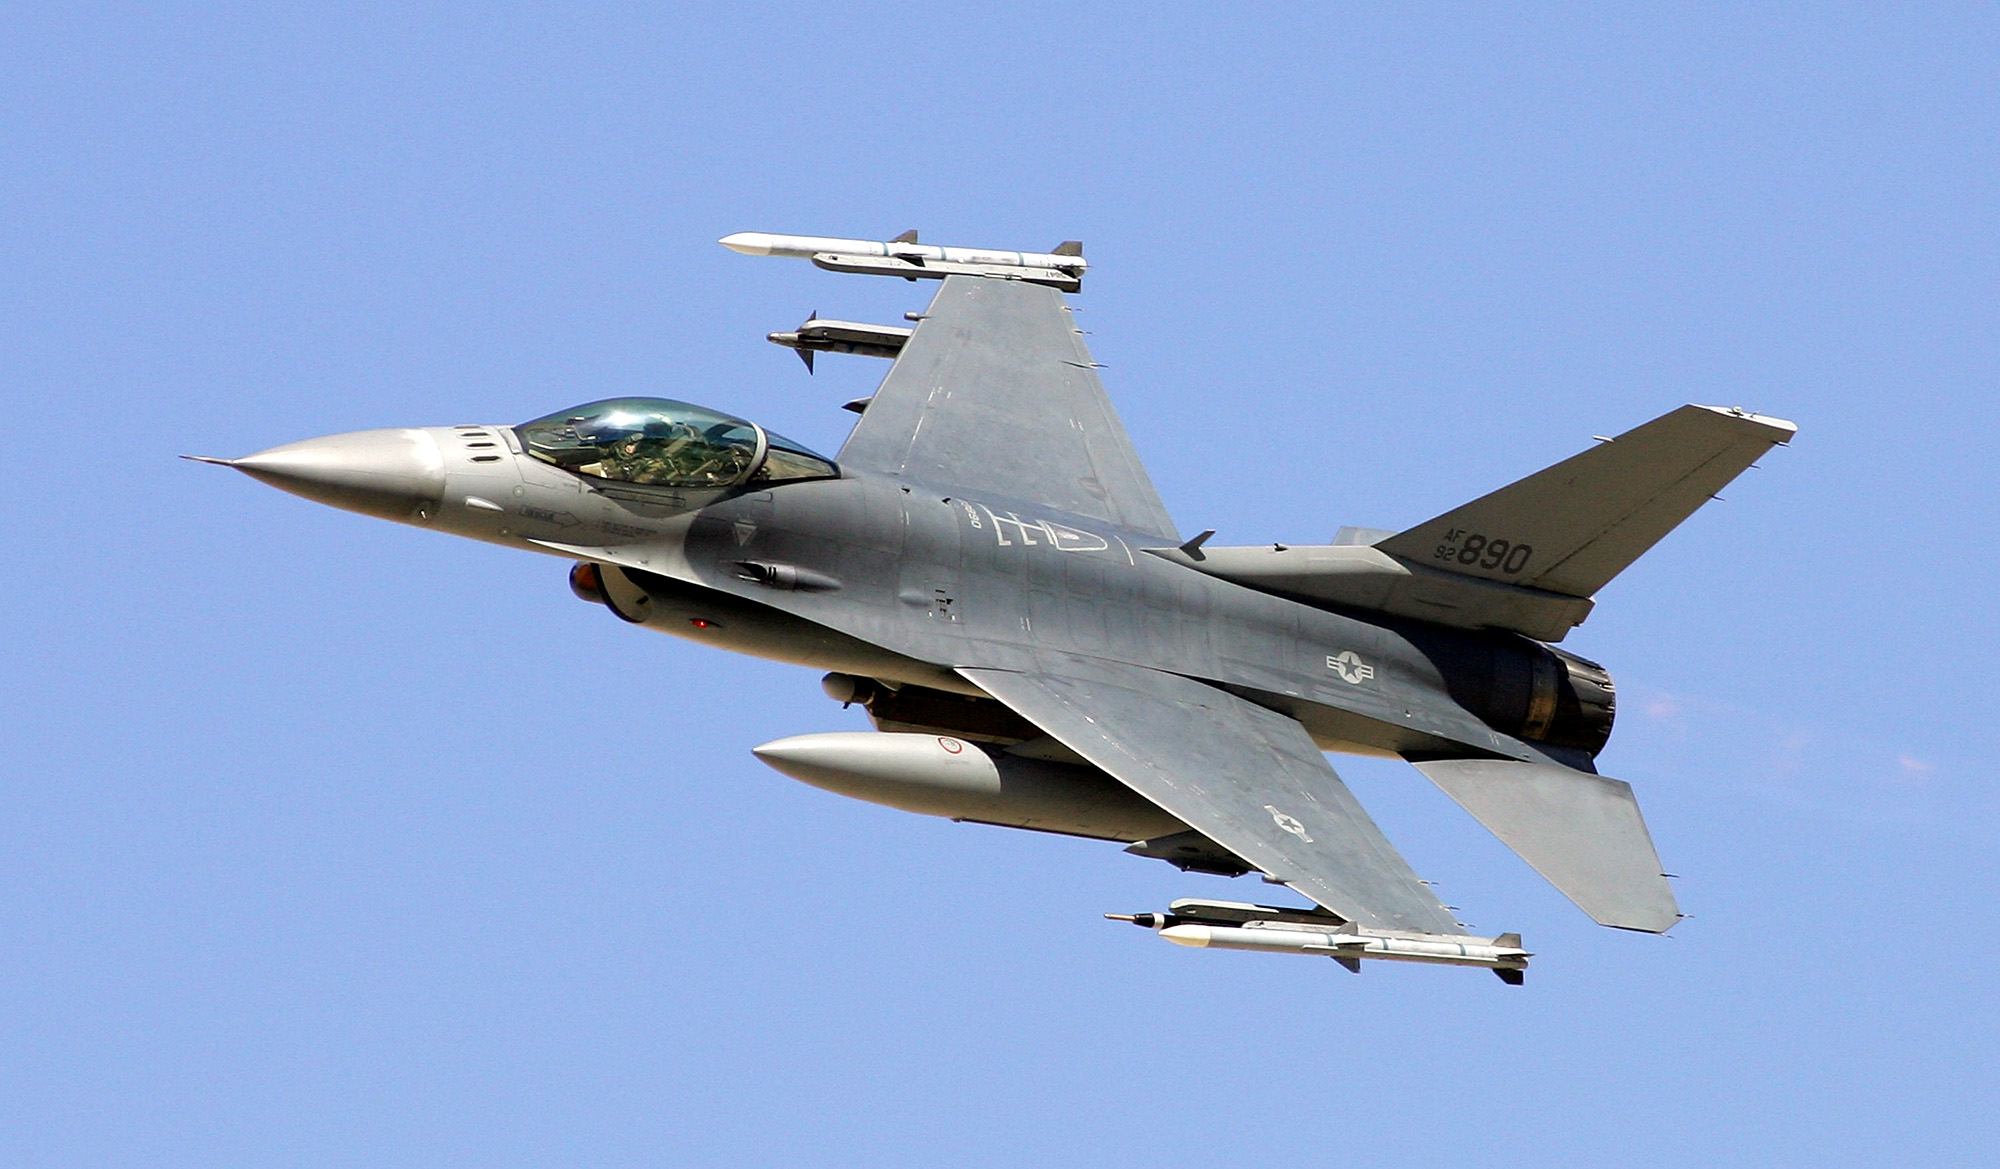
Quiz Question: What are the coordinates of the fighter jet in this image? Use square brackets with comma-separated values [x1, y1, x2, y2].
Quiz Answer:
[190, 231, 1795, 982]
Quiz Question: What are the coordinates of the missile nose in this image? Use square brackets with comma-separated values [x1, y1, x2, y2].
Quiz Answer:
[718, 231, 777, 256]
[214, 428, 447, 523]
[1157, 925, 1214, 948]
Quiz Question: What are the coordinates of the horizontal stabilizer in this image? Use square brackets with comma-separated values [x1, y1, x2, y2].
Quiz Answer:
[1375, 405, 1796, 599]
[1409, 757, 1680, 933]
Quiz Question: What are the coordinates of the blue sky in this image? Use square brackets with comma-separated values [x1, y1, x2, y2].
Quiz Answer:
[4, 6, 1995, 1165]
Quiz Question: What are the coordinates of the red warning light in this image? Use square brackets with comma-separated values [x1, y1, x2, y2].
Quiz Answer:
[689, 618, 713, 629]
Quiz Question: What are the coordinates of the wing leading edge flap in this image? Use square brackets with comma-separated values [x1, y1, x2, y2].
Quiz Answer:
[959, 657, 1463, 935]
[1409, 758, 1680, 933]
[838, 276, 1179, 541]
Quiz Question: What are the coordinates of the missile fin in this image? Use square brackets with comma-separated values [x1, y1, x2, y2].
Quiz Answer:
[1051, 240, 1083, 256]
[1333, 955, 1362, 974]
[891, 229, 919, 243]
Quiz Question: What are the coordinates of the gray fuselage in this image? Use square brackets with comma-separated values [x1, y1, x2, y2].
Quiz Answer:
[394, 420, 1605, 774]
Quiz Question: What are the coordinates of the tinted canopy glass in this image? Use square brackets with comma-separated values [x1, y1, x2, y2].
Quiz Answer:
[517, 398, 835, 489]
[757, 431, 839, 484]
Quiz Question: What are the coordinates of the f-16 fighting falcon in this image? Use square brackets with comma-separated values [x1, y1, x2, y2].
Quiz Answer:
[190, 230, 1795, 983]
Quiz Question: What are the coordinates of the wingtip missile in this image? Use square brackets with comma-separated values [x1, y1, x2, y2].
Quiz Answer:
[1113, 899, 1530, 981]
[721, 230, 1088, 290]
[718, 231, 780, 256]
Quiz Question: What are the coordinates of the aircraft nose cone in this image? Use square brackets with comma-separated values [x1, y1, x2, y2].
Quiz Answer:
[229, 428, 446, 523]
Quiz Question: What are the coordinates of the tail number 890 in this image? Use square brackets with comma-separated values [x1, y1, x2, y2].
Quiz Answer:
[1434, 529, 1533, 575]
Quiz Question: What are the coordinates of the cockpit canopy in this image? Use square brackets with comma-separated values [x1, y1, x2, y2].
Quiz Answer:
[516, 398, 838, 490]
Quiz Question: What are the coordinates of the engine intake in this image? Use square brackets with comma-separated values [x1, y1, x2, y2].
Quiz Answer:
[569, 561, 608, 605]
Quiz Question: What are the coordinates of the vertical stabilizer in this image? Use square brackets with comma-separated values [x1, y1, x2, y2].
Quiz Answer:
[1375, 405, 1796, 598]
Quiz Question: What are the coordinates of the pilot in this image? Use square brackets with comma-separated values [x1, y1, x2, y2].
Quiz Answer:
[526, 404, 767, 488]
[603, 423, 698, 485]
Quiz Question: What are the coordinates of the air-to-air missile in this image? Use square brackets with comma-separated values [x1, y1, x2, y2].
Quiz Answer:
[764, 314, 913, 373]
[1107, 899, 1532, 982]
[719, 230, 1087, 290]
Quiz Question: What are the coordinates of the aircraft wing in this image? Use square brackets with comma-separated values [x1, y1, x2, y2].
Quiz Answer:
[959, 655, 1464, 935]
[838, 275, 1179, 541]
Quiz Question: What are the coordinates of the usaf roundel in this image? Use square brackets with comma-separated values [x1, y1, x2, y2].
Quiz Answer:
[1326, 650, 1375, 684]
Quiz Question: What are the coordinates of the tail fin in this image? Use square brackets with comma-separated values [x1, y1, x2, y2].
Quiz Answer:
[1374, 405, 1796, 599]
